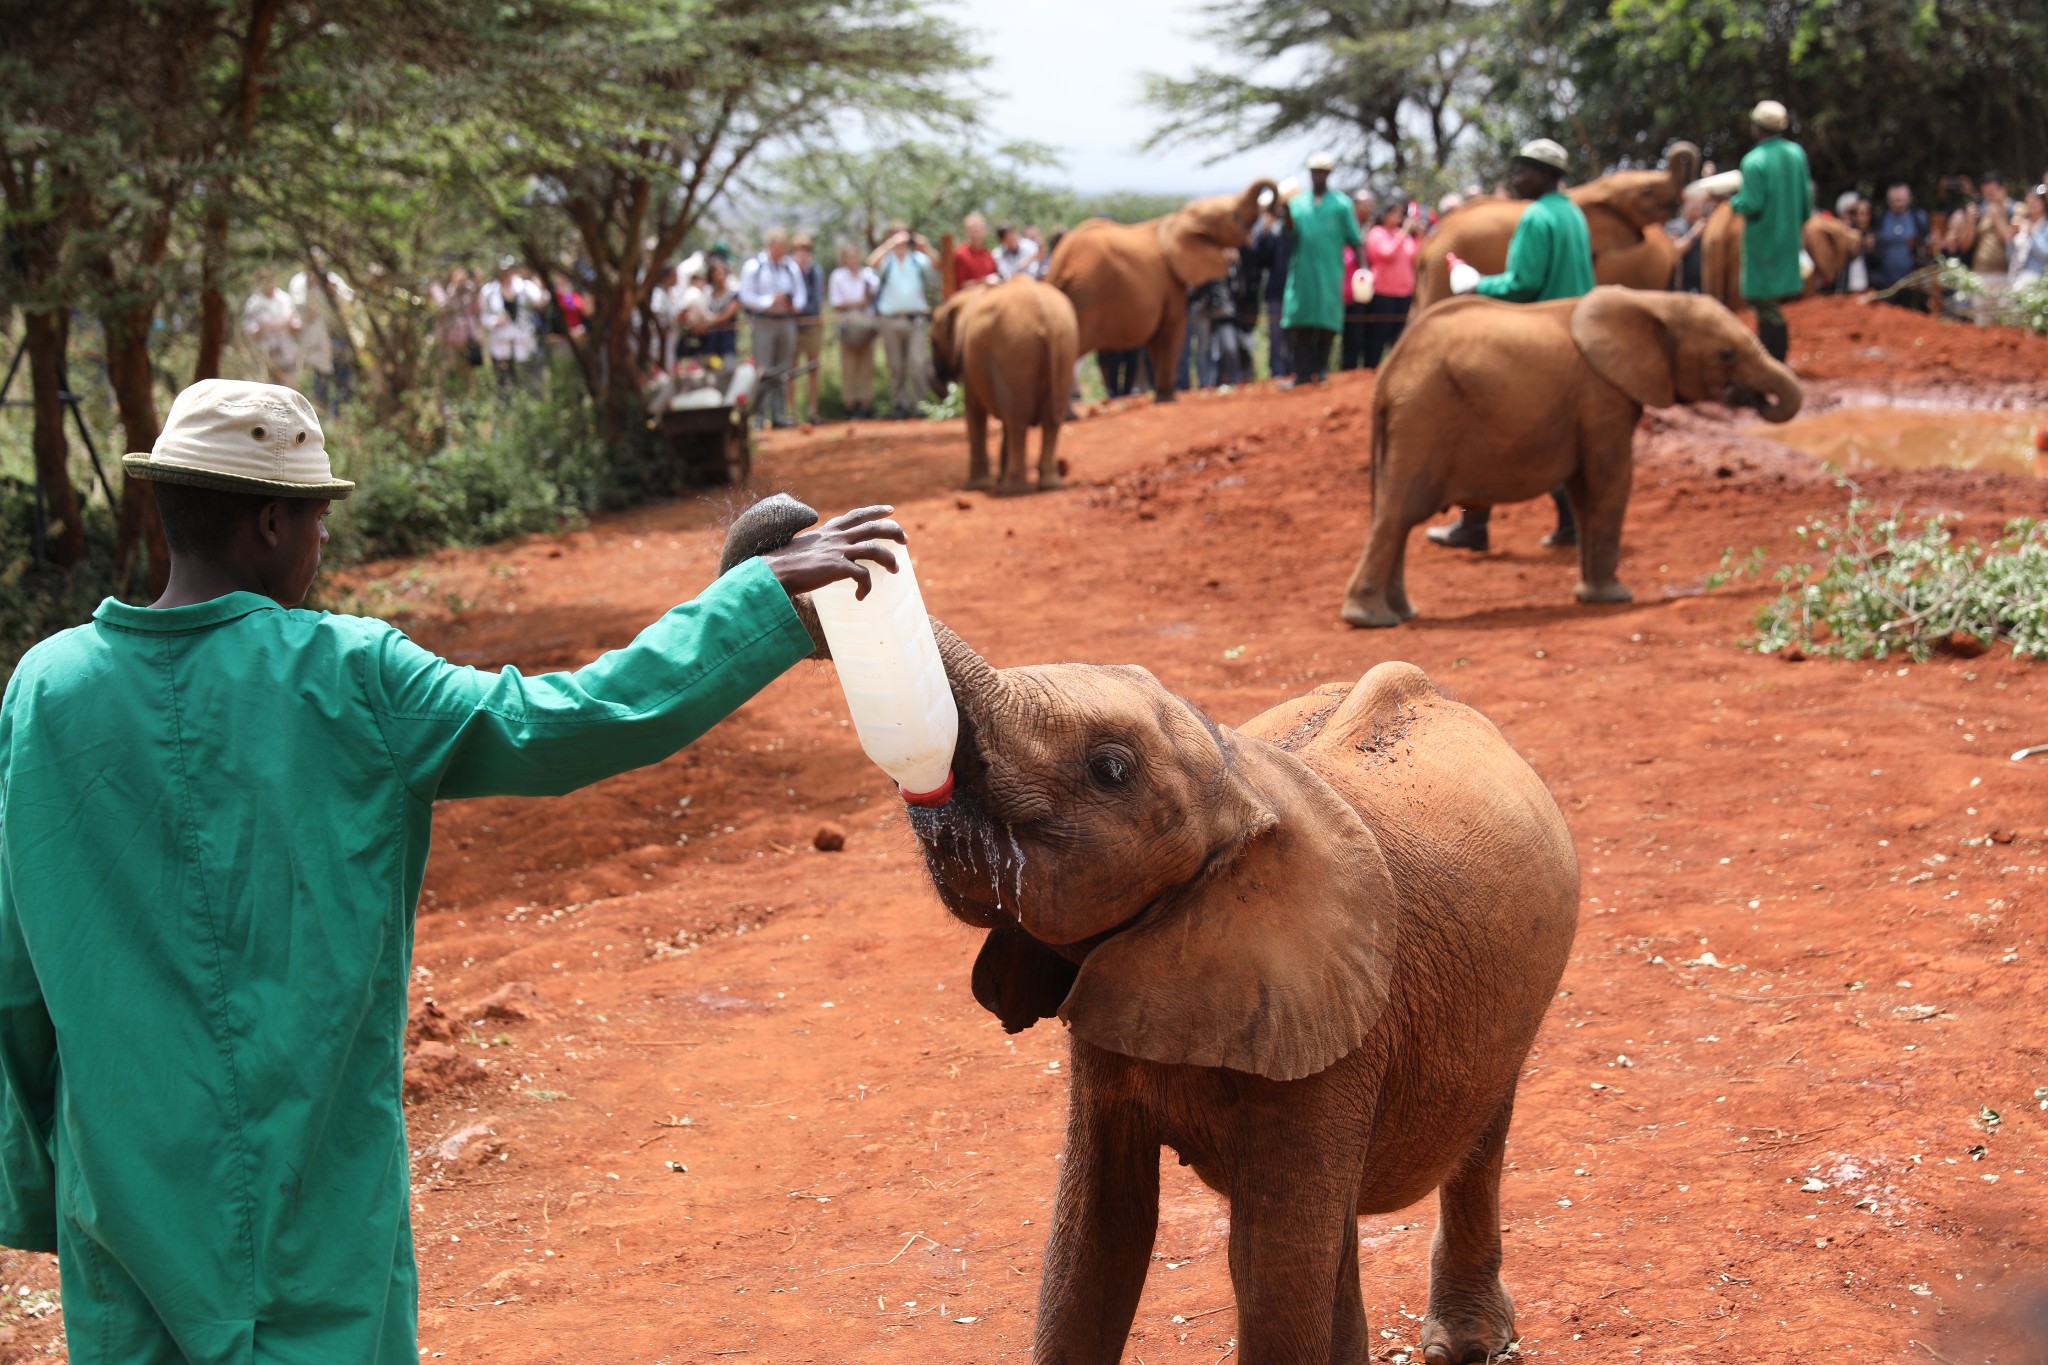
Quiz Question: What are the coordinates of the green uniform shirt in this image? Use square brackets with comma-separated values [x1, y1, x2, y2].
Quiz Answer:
[1475, 191, 1597, 302]
[1280, 191, 1364, 333]
[0, 559, 811, 1363]
[1729, 134, 1812, 302]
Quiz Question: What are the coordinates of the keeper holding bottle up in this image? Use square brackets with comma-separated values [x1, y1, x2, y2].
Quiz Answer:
[0, 379, 904, 1363]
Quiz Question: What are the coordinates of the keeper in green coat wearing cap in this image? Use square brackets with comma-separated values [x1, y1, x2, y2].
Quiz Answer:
[0, 379, 903, 1362]
[1279, 151, 1364, 386]
[1726, 99, 1812, 364]
[1429, 137, 1595, 553]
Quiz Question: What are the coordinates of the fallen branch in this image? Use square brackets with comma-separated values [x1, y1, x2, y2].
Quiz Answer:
[819, 1230, 937, 1275]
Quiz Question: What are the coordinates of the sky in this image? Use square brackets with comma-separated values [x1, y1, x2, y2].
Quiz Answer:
[948, 0, 1320, 196]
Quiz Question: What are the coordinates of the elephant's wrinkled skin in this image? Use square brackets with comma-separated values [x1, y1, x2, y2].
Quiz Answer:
[1342, 287, 1802, 628]
[908, 632, 1579, 1365]
[1415, 143, 1701, 310]
[1047, 179, 1275, 403]
[930, 278, 1080, 494]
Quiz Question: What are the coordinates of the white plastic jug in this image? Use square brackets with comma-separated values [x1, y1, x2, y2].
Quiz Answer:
[812, 546, 959, 804]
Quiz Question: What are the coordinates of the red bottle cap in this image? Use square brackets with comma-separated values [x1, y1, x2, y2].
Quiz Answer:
[900, 772, 955, 808]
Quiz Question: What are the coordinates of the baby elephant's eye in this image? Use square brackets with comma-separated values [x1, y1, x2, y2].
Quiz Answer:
[1718, 347, 1738, 363]
[1087, 751, 1133, 788]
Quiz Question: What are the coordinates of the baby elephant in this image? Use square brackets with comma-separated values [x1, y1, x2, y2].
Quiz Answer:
[929, 277, 1079, 494]
[1342, 286, 1802, 627]
[909, 629, 1579, 1364]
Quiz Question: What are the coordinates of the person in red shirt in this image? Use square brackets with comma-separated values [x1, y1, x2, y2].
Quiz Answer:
[953, 212, 998, 287]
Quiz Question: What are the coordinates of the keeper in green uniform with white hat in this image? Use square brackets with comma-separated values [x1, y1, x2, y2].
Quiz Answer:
[1428, 137, 1595, 553]
[1725, 99, 1812, 364]
[0, 379, 903, 1362]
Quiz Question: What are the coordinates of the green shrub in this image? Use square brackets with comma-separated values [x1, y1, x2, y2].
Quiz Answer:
[0, 481, 123, 685]
[327, 370, 606, 565]
[1718, 493, 2048, 661]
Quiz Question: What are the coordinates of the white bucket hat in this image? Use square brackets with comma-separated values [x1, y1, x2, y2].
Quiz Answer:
[1751, 100, 1789, 132]
[1306, 151, 1337, 172]
[122, 379, 354, 499]
[1515, 139, 1570, 173]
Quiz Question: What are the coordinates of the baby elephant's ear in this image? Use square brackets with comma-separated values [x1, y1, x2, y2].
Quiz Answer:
[1059, 740, 1396, 1082]
[971, 924, 1080, 1034]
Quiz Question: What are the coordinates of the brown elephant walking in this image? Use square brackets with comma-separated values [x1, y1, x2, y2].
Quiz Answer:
[1414, 143, 1701, 310]
[903, 635, 1580, 1365]
[1342, 286, 1802, 628]
[1047, 179, 1275, 403]
[930, 278, 1080, 494]
[1698, 202, 1864, 310]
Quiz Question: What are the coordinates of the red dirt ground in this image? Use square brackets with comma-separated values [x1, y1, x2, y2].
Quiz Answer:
[6, 298, 2047, 1363]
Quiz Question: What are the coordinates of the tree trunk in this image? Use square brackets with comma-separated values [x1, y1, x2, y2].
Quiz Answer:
[22, 310, 86, 568]
[105, 307, 169, 596]
[193, 201, 231, 382]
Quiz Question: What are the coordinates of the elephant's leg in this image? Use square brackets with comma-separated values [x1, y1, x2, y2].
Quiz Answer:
[1569, 441, 1634, 604]
[1033, 1045, 1159, 1365]
[997, 417, 1032, 496]
[1038, 419, 1065, 490]
[1330, 1215, 1369, 1365]
[964, 391, 993, 491]
[1148, 296, 1187, 404]
[1227, 1157, 1363, 1363]
[1420, 1089, 1518, 1365]
[1342, 458, 1431, 628]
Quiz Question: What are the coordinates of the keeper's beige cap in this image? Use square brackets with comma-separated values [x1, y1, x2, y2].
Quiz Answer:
[1515, 139, 1570, 172]
[1751, 100, 1789, 131]
[122, 379, 353, 499]
[1306, 151, 1337, 171]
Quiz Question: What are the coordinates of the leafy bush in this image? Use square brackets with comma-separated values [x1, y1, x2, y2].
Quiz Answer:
[1716, 495, 2048, 661]
[327, 370, 607, 564]
[0, 482, 123, 685]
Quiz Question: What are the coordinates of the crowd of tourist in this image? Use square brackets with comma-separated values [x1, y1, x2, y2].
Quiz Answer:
[242, 157, 2048, 425]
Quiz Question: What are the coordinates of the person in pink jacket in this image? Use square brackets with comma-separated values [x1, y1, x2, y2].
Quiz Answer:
[1361, 197, 1424, 368]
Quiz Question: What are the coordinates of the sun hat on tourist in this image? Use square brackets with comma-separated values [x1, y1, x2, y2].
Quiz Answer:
[1514, 139, 1570, 173]
[121, 379, 354, 499]
[1306, 151, 1337, 171]
[1751, 100, 1789, 132]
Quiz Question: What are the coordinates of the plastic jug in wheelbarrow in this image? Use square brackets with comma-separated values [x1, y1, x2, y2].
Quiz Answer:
[811, 545, 958, 805]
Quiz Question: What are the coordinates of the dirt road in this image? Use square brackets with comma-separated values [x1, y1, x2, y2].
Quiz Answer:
[5, 298, 2045, 1362]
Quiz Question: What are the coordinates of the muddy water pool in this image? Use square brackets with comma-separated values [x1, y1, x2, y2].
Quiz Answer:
[1769, 399, 2047, 477]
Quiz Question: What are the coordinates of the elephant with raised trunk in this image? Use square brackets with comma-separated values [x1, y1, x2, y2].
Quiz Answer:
[1341, 286, 1801, 628]
[896, 637, 1578, 1365]
[1047, 179, 1277, 404]
[1415, 143, 1701, 310]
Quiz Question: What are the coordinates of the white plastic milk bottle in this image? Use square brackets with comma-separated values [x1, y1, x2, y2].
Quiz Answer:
[811, 546, 959, 805]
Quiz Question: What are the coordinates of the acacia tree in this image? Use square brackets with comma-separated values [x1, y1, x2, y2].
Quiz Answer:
[1143, 0, 1500, 184]
[467, 0, 974, 469]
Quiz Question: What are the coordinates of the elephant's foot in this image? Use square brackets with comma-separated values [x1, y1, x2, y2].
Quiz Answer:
[1341, 596, 1405, 629]
[995, 479, 1035, 498]
[1574, 579, 1633, 605]
[1153, 391, 1177, 404]
[1420, 1280, 1515, 1365]
[964, 475, 995, 492]
[1037, 470, 1065, 492]
[1388, 593, 1419, 621]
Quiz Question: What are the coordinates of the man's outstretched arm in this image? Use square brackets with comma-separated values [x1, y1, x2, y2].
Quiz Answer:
[370, 504, 904, 802]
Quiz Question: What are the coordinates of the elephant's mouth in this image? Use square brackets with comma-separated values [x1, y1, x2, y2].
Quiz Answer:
[1726, 383, 1787, 418]
[908, 788, 1032, 930]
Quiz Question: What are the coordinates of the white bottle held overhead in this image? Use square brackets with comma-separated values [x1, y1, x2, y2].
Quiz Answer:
[811, 545, 959, 806]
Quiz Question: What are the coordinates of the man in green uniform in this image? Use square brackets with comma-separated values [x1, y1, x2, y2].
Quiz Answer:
[1279, 151, 1363, 387]
[0, 380, 903, 1362]
[1726, 99, 1811, 363]
[1428, 137, 1595, 551]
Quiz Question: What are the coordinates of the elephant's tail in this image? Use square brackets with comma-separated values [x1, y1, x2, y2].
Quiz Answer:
[1368, 385, 1390, 515]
